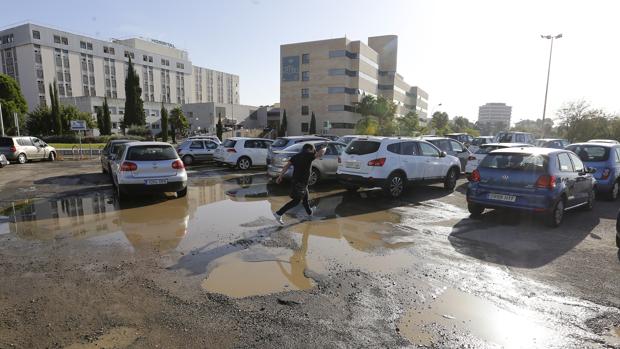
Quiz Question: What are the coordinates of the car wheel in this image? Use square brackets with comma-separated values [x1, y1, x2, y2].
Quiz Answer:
[17, 153, 27, 164]
[547, 199, 565, 228]
[444, 167, 458, 191]
[468, 203, 484, 218]
[237, 156, 252, 170]
[308, 168, 320, 186]
[384, 172, 406, 198]
[48, 152, 56, 161]
[609, 182, 619, 201]
[177, 186, 188, 198]
[182, 155, 194, 166]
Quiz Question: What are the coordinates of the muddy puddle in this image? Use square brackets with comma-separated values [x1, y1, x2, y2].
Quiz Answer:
[399, 288, 561, 347]
[1, 174, 464, 298]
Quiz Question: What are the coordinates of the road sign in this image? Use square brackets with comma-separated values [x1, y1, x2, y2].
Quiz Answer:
[70, 120, 88, 131]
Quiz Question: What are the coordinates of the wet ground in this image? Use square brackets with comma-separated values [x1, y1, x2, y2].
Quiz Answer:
[0, 160, 619, 348]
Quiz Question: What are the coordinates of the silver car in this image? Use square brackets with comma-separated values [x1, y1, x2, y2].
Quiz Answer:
[0, 136, 57, 164]
[177, 138, 220, 165]
[423, 136, 471, 172]
[267, 140, 346, 186]
[110, 142, 188, 200]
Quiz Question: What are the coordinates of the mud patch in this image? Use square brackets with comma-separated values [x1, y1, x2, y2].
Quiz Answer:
[65, 326, 139, 348]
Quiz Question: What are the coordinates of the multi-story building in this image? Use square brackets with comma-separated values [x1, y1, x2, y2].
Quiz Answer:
[0, 23, 240, 134]
[478, 102, 512, 126]
[280, 35, 428, 136]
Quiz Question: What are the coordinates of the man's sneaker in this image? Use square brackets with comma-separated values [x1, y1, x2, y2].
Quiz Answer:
[273, 213, 284, 225]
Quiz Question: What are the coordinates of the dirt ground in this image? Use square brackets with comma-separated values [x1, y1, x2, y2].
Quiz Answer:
[0, 159, 619, 348]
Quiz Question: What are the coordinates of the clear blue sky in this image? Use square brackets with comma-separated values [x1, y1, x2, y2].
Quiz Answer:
[2, 0, 619, 124]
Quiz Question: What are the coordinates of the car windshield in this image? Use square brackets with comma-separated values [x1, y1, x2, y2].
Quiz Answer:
[345, 140, 380, 155]
[222, 139, 237, 148]
[126, 145, 177, 161]
[479, 153, 548, 172]
[272, 138, 289, 147]
[566, 145, 609, 162]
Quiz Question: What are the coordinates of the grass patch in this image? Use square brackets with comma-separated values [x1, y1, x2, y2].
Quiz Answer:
[50, 143, 106, 150]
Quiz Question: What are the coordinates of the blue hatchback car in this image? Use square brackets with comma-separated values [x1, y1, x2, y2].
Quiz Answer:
[467, 148, 597, 227]
[566, 142, 620, 200]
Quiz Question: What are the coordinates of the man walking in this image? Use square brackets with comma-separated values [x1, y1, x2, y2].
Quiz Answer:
[273, 143, 327, 224]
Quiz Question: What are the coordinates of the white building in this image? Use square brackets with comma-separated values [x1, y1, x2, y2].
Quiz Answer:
[0, 23, 240, 134]
[478, 102, 512, 126]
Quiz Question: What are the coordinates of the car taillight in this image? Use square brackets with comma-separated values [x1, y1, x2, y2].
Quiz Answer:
[120, 161, 137, 172]
[367, 158, 386, 166]
[601, 168, 611, 180]
[9, 146, 16, 152]
[227, 148, 236, 153]
[469, 169, 481, 182]
[172, 159, 184, 170]
[535, 175, 556, 189]
[468, 155, 476, 161]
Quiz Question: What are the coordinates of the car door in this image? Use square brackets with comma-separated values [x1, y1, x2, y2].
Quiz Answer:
[449, 140, 468, 171]
[318, 143, 341, 176]
[402, 141, 425, 180]
[31, 138, 47, 159]
[101, 142, 111, 168]
[188, 140, 206, 161]
[256, 140, 270, 166]
[418, 142, 444, 179]
[568, 152, 591, 204]
[557, 152, 579, 206]
[24, 138, 42, 159]
[204, 141, 219, 160]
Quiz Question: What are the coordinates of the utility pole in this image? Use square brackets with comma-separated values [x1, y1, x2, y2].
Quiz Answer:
[14, 112, 20, 136]
[540, 33, 562, 138]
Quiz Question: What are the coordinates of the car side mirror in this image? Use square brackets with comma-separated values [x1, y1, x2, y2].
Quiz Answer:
[439, 151, 447, 158]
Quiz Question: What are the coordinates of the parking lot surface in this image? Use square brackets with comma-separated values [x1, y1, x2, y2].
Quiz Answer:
[1, 160, 619, 348]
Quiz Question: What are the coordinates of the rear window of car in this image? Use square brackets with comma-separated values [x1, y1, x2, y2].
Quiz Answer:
[126, 145, 177, 161]
[345, 140, 381, 155]
[222, 139, 237, 148]
[566, 145, 609, 162]
[475, 145, 503, 154]
[0, 137, 13, 146]
[472, 138, 487, 146]
[479, 153, 548, 172]
[272, 138, 289, 147]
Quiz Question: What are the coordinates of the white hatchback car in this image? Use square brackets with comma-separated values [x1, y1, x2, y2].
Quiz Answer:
[464, 143, 533, 174]
[110, 142, 188, 200]
[213, 137, 273, 170]
[337, 137, 461, 198]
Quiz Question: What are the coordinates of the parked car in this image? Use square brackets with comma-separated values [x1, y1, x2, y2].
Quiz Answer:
[445, 133, 474, 147]
[464, 143, 533, 174]
[337, 135, 365, 145]
[177, 138, 220, 165]
[423, 136, 471, 172]
[109, 142, 187, 200]
[337, 137, 461, 198]
[566, 142, 620, 200]
[187, 135, 221, 143]
[0, 136, 57, 164]
[267, 140, 346, 186]
[469, 136, 495, 153]
[467, 147, 596, 227]
[101, 139, 132, 174]
[587, 139, 619, 144]
[213, 137, 273, 170]
[535, 138, 570, 149]
[313, 134, 339, 141]
[616, 209, 619, 248]
[267, 135, 328, 164]
[0, 154, 8, 167]
[494, 132, 535, 145]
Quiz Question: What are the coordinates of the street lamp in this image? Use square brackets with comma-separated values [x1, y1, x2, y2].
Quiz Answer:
[540, 33, 562, 138]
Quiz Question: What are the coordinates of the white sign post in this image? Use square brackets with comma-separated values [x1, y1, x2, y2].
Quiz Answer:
[71, 120, 88, 159]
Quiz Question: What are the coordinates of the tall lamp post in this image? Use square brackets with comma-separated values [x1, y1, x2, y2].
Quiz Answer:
[540, 33, 562, 138]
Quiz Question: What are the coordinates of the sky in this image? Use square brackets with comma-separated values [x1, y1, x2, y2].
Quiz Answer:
[2, 0, 619, 125]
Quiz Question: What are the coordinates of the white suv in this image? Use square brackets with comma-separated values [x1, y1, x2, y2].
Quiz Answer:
[337, 137, 461, 198]
[213, 137, 273, 170]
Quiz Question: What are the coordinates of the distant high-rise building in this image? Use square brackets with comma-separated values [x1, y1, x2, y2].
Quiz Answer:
[0, 23, 240, 133]
[280, 35, 428, 136]
[478, 102, 512, 126]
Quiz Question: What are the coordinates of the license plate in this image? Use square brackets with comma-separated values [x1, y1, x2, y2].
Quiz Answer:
[145, 179, 167, 185]
[345, 161, 360, 169]
[488, 193, 516, 202]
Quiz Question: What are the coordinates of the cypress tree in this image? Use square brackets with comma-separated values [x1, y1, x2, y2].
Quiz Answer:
[123, 57, 146, 128]
[279, 110, 288, 137]
[160, 102, 169, 142]
[309, 111, 317, 134]
[96, 107, 104, 133]
[216, 113, 223, 141]
[102, 97, 112, 135]
[49, 81, 62, 135]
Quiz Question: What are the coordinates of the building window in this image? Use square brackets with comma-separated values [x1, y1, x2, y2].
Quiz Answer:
[176, 62, 184, 69]
[32, 30, 40, 39]
[124, 51, 134, 59]
[301, 71, 309, 81]
[143, 54, 148, 62]
[328, 105, 355, 112]
[302, 53, 310, 64]
[301, 123, 309, 133]
[329, 50, 358, 59]
[53, 35, 61, 44]
[301, 88, 309, 98]
[328, 68, 357, 77]
[328, 87, 357, 94]
[61, 37, 68, 45]
[331, 122, 355, 129]
[301, 106, 309, 115]
[87, 42, 93, 50]
[80, 41, 87, 49]
[148, 56, 153, 63]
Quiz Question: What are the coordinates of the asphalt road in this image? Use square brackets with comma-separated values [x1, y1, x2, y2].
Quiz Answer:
[0, 159, 619, 348]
